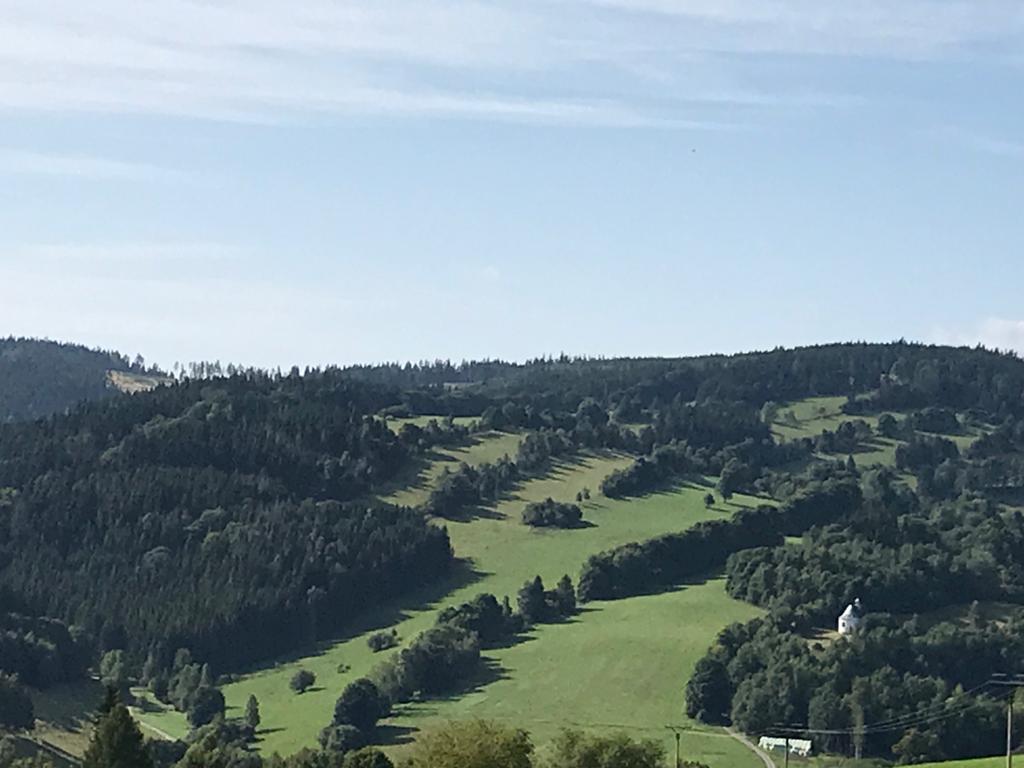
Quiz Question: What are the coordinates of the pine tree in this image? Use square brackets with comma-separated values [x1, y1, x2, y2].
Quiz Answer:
[517, 576, 546, 625]
[245, 695, 261, 730]
[554, 575, 576, 616]
[83, 695, 153, 768]
[199, 663, 214, 689]
[140, 651, 158, 686]
[98, 686, 120, 716]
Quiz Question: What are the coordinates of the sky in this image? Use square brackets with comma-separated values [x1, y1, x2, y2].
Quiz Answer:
[1, 1, 1023, 369]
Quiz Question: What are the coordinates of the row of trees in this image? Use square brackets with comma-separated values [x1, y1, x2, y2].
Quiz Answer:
[577, 476, 862, 601]
[318, 577, 581, 754]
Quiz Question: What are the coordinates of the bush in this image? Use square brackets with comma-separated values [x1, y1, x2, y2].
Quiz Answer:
[290, 669, 316, 694]
[521, 498, 582, 528]
[319, 724, 366, 756]
[333, 679, 389, 732]
[343, 747, 394, 768]
[366, 630, 399, 653]
[405, 719, 532, 768]
[549, 729, 664, 768]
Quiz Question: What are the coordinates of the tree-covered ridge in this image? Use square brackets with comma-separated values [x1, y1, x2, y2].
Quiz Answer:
[0, 338, 137, 423]
[343, 343, 1024, 418]
[0, 370, 453, 672]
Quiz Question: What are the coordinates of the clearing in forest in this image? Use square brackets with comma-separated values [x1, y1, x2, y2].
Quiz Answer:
[136, 447, 766, 768]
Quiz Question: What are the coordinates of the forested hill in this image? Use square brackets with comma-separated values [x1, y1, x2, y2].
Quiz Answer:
[0, 337, 134, 422]
[0, 370, 454, 674]
[3, 340, 1024, 702]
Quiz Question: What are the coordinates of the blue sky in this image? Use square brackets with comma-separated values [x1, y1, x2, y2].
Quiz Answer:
[1, 0, 1022, 368]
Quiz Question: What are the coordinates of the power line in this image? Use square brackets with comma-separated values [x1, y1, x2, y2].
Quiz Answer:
[771, 683, 1014, 737]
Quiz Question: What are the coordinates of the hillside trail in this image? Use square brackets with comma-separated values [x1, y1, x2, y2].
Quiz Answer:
[727, 728, 776, 768]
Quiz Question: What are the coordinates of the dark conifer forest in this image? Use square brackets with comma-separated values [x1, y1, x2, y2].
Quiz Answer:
[0, 338, 135, 423]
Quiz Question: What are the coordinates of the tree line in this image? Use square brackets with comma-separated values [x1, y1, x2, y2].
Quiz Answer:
[577, 474, 862, 602]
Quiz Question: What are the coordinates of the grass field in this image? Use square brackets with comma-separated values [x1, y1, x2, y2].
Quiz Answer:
[378, 430, 523, 508]
[915, 758, 1006, 768]
[384, 578, 761, 768]
[771, 395, 986, 469]
[29, 680, 104, 756]
[771, 396, 901, 466]
[132, 442, 765, 767]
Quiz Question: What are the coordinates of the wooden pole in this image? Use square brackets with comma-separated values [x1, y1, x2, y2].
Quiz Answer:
[1009, 697, 1014, 768]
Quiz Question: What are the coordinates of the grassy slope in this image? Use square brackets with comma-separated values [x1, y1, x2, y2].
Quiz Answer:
[132, 438, 764, 767]
[29, 680, 104, 755]
[772, 396, 903, 467]
[772, 395, 986, 469]
[378, 430, 523, 508]
[385, 579, 760, 768]
[916, 759, 1006, 768]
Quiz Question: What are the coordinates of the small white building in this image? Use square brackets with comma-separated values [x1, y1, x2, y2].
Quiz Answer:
[837, 598, 864, 635]
[759, 736, 812, 757]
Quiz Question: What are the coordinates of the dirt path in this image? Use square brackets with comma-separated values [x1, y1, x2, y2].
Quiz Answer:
[727, 728, 776, 768]
[136, 719, 176, 741]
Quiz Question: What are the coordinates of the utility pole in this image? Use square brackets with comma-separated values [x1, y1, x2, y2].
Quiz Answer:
[665, 726, 683, 768]
[785, 735, 790, 768]
[990, 674, 1024, 768]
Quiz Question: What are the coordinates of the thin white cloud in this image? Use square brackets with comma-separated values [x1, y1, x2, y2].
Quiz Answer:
[932, 127, 1024, 160]
[3, 0, 1011, 125]
[963, 135, 1024, 159]
[4, 242, 246, 265]
[0, 148, 195, 181]
[930, 318, 1024, 355]
[576, 0, 1024, 57]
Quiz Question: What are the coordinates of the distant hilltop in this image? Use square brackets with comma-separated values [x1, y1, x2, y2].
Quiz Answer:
[0, 337, 166, 423]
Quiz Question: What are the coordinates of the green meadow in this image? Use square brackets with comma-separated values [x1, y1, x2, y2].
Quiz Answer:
[378, 429, 523, 508]
[771, 395, 984, 469]
[135, 431, 764, 767]
[914, 759, 1006, 768]
[384, 579, 761, 768]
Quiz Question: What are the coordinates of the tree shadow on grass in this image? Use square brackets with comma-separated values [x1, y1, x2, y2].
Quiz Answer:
[134, 696, 167, 714]
[586, 567, 730, 601]
[234, 559, 488, 673]
[431, 658, 511, 702]
[486, 630, 540, 651]
[375, 723, 418, 747]
[434, 503, 506, 523]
